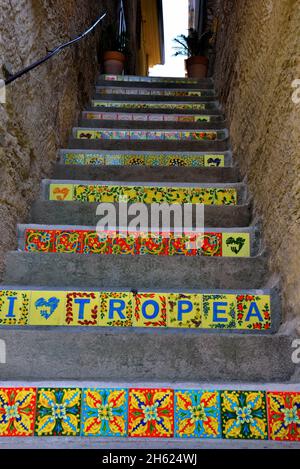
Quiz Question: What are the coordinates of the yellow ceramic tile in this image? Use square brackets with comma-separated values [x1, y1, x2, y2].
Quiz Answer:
[167, 293, 202, 328]
[236, 294, 271, 330]
[64, 292, 100, 326]
[204, 154, 225, 167]
[99, 291, 133, 327]
[222, 233, 250, 257]
[201, 294, 236, 329]
[133, 293, 168, 327]
[0, 290, 30, 325]
[49, 184, 74, 201]
[28, 291, 66, 326]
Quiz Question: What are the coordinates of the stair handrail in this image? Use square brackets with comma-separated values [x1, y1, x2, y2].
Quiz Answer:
[4, 12, 107, 86]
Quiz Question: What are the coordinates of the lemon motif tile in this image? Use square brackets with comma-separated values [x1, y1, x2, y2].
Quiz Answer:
[222, 233, 250, 257]
[168, 293, 202, 328]
[99, 292, 133, 327]
[28, 291, 66, 326]
[0, 290, 30, 326]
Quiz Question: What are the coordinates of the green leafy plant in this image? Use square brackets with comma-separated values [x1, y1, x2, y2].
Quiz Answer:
[101, 24, 129, 54]
[173, 28, 212, 57]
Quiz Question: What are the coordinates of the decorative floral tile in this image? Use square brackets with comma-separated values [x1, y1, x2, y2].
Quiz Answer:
[82, 231, 112, 255]
[81, 388, 128, 436]
[99, 291, 133, 327]
[236, 295, 271, 330]
[54, 230, 83, 253]
[175, 390, 221, 438]
[92, 101, 208, 111]
[267, 392, 300, 441]
[63, 153, 85, 165]
[28, 291, 66, 326]
[221, 391, 268, 440]
[63, 292, 99, 326]
[105, 155, 124, 166]
[49, 184, 74, 201]
[168, 293, 202, 328]
[35, 388, 81, 436]
[25, 229, 54, 253]
[85, 155, 105, 165]
[124, 155, 145, 166]
[139, 233, 169, 256]
[204, 154, 225, 167]
[133, 293, 167, 327]
[128, 389, 174, 437]
[202, 294, 236, 329]
[198, 232, 223, 256]
[0, 290, 30, 325]
[0, 388, 36, 436]
[222, 233, 250, 257]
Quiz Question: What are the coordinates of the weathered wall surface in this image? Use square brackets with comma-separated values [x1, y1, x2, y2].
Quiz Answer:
[0, 0, 119, 278]
[213, 0, 300, 320]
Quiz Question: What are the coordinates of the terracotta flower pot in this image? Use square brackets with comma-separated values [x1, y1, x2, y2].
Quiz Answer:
[185, 56, 209, 78]
[103, 51, 126, 75]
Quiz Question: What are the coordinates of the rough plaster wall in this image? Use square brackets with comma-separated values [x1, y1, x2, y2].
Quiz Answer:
[0, 0, 118, 279]
[213, 0, 300, 320]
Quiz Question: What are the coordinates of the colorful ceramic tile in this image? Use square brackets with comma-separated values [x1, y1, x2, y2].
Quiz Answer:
[197, 232, 223, 256]
[28, 291, 66, 326]
[64, 292, 99, 326]
[168, 293, 202, 328]
[133, 293, 167, 327]
[236, 295, 271, 330]
[202, 294, 236, 329]
[222, 233, 250, 257]
[221, 391, 268, 440]
[81, 388, 128, 436]
[82, 231, 112, 255]
[124, 155, 145, 166]
[0, 388, 36, 436]
[54, 230, 83, 254]
[139, 233, 169, 255]
[105, 155, 124, 165]
[49, 184, 74, 201]
[25, 229, 53, 252]
[128, 389, 174, 437]
[92, 101, 208, 111]
[99, 291, 133, 327]
[85, 155, 105, 165]
[64, 153, 85, 165]
[175, 390, 221, 438]
[35, 388, 81, 436]
[0, 290, 30, 325]
[267, 392, 300, 441]
[204, 154, 225, 167]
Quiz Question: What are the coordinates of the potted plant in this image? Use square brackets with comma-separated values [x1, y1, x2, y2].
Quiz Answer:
[101, 24, 128, 75]
[173, 29, 212, 78]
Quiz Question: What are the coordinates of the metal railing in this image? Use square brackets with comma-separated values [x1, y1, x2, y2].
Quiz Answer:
[4, 12, 107, 86]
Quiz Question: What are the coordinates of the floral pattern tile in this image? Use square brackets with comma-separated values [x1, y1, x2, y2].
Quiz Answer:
[0, 290, 30, 326]
[75, 129, 219, 141]
[133, 293, 167, 327]
[92, 101, 208, 111]
[99, 291, 133, 327]
[0, 388, 36, 436]
[168, 293, 202, 328]
[236, 294, 271, 330]
[64, 292, 99, 326]
[202, 294, 236, 329]
[267, 392, 300, 441]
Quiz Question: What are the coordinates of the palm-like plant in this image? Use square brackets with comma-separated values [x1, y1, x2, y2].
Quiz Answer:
[173, 29, 212, 57]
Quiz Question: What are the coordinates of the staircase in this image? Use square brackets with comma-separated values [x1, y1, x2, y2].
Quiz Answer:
[0, 73, 299, 447]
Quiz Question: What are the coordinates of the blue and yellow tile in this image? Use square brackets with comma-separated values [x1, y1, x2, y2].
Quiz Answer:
[99, 291, 133, 327]
[0, 290, 30, 326]
[236, 294, 271, 330]
[28, 291, 66, 326]
[0, 387, 36, 436]
[133, 293, 168, 327]
[63, 292, 100, 326]
[267, 392, 300, 441]
[167, 293, 202, 328]
[201, 294, 236, 329]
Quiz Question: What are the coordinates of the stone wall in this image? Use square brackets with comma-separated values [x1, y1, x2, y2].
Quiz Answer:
[212, 0, 300, 321]
[0, 0, 119, 279]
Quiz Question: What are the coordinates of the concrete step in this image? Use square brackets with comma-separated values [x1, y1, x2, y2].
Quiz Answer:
[95, 86, 216, 98]
[3, 251, 269, 290]
[98, 74, 214, 87]
[82, 110, 224, 124]
[58, 149, 232, 168]
[30, 201, 251, 228]
[18, 225, 257, 258]
[0, 382, 299, 446]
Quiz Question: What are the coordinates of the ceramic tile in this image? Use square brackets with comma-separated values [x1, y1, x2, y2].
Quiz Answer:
[124, 155, 145, 166]
[0, 387, 36, 436]
[49, 184, 74, 201]
[82, 231, 111, 255]
[28, 291, 66, 326]
[204, 154, 225, 167]
[35, 388, 81, 436]
[105, 155, 124, 166]
[76, 129, 99, 139]
[194, 115, 210, 122]
[139, 233, 169, 256]
[81, 388, 128, 436]
[25, 229, 54, 252]
[267, 392, 300, 441]
[54, 230, 83, 254]
[0, 290, 30, 325]
[146, 155, 167, 166]
[197, 232, 223, 256]
[221, 391, 268, 440]
[201, 294, 236, 329]
[133, 293, 167, 327]
[128, 389, 174, 437]
[168, 293, 202, 328]
[99, 291, 133, 327]
[64, 292, 99, 326]
[222, 233, 250, 257]
[236, 294, 271, 330]
[85, 155, 105, 166]
[63, 153, 85, 165]
[175, 390, 221, 438]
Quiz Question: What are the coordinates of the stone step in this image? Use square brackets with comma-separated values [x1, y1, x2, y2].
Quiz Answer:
[95, 85, 216, 98]
[98, 74, 214, 87]
[18, 225, 257, 258]
[3, 251, 269, 290]
[82, 110, 224, 124]
[91, 99, 220, 112]
[58, 149, 232, 168]
[0, 286, 277, 332]
[0, 382, 299, 445]
[30, 201, 251, 228]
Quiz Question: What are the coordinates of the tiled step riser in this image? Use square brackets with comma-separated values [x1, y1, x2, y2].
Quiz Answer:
[1, 386, 298, 440]
[80, 119, 226, 131]
[59, 150, 232, 168]
[0, 287, 274, 332]
[0, 330, 293, 381]
[91, 100, 220, 111]
[95, 86, 215, 97]
[82, 111, 223, 123]
[30, 202, 251, 228]
[94, 93, 216, 103]
[98, 74, 214, 86]
[88, 106, 222, 116]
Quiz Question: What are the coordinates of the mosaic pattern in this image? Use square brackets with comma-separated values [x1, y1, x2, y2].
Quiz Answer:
[75, 128, 222, 141]
[24, 229, 250, 258]
[128, 389, 174, 437]
[61, 151, 226, 167]
[267, 392, 300, 441]
[92, 100, 212, 111]
[175, 390, 221, 438]
[0, 288, 272, 331]
[1, 387, 299, 440]
[84, 111, 212, 122]
[81, 389, 128, 437]
[96, 87, 207, 97]
[101, 74, 200, 84]
[221, 391, 268, 440]
[49, 184, 237, 205]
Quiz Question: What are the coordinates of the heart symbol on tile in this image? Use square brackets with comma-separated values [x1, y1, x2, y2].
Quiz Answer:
[53, 188, 70, 200]
[34, 297, 60, 320]
[226, 237, 246, 254]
